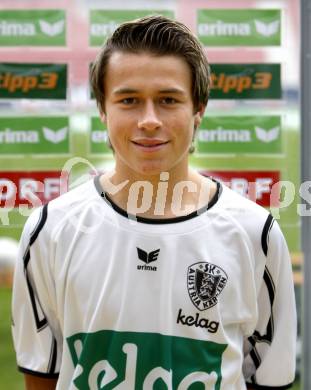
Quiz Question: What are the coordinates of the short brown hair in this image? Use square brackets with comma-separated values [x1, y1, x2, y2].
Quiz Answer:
[90, 15, 211, 113]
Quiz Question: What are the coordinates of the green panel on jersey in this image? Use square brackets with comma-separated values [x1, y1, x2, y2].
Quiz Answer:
[197, 116, 282, 154]
[67, 329, 227, 389]
[89, 10, 175, 46]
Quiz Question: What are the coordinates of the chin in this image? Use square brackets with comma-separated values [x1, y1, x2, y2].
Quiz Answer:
[135, 162, 168, 176]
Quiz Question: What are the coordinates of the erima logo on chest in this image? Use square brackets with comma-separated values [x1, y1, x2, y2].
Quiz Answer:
[136, 247, 160, 271]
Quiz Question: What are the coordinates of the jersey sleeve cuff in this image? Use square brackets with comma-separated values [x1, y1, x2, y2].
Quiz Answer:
[18, 366, 59, 379]
[246, 382, 294, 389]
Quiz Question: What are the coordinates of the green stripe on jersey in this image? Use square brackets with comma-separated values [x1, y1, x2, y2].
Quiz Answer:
[67, 329, 227, 389]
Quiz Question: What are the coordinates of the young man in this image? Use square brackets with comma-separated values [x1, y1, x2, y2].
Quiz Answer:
[12, 16, 296, 389]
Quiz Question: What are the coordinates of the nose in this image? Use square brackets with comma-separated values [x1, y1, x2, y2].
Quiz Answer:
[137, 100, 162, 131]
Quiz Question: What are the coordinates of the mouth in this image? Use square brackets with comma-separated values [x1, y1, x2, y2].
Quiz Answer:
[131, 139, 169, 151]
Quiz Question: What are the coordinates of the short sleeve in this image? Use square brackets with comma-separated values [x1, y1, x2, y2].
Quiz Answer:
[11, 204, 62, 378]
[243, 216, 297, 388]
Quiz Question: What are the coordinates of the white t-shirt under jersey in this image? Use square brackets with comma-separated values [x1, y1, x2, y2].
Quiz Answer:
[12, 177, 296, 389]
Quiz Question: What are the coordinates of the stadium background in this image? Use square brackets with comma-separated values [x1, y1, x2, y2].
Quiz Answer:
[0, 0, 301, 388]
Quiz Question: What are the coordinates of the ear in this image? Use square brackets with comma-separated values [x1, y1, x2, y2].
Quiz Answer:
[194, 104, 206, 128]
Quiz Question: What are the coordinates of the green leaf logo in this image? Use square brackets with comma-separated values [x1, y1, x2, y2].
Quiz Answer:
[42, 127, 68, 143]
[255, 126, 280, 142]
[39, 19, 65, 36]
[254, 20, 280, 36]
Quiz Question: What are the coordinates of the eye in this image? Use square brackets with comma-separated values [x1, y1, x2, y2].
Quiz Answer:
[160, 97, 177, 105]
[120, 97, 138, 105]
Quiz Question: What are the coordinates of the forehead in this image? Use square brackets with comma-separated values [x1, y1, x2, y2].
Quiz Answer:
[104, 51, 192, 92]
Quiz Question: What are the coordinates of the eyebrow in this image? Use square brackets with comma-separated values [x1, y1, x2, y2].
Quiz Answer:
[158, 88, 186, 95]
[112, 87, 186, 95]
[112, 88, 138, 95]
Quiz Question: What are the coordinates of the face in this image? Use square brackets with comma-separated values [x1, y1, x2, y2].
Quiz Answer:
[102, 51, 204, 180]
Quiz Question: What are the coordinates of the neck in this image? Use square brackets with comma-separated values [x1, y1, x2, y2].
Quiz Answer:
[100, 167, 217, 219]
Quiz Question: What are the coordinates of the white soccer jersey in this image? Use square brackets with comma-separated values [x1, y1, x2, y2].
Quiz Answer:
[12, 176, 297, 390]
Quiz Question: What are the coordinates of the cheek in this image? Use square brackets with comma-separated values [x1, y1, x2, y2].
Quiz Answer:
[107, 122, 132, 152]
[106, 120, 120, 146]
[106, 110, 135, 133]
[174, 118, 195, 142]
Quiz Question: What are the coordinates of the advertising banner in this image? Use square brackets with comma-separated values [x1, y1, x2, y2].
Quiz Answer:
[202, 170, 280, 207]
[0, 171, 67, 209]
[0, 117, 69, 155]
[0, 63, 67, 99]
[210, 64, 281, 99]
[197, 116, 282, 154]
[89, 10, 174, 46]
[90, 117, 112, 154]
[198, 9, 281, 46]
[0, 10, 66, 46]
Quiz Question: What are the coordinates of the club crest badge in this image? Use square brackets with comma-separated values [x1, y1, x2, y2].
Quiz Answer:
[187, 262, 228, 311]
